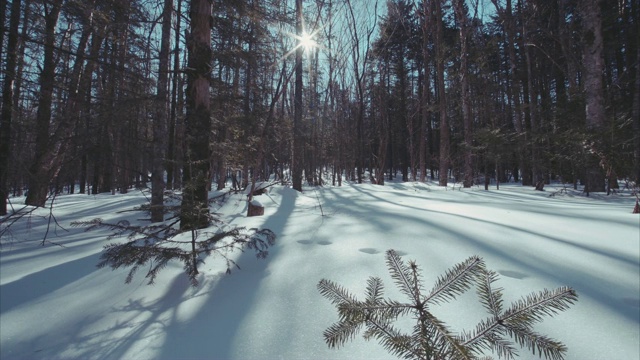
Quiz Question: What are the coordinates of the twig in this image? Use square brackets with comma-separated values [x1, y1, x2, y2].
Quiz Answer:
[41, 192, 68, 247]
[314, 188, 325, 216]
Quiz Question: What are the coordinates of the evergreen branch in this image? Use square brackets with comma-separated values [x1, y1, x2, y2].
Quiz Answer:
[319, 250, 577, 360]
[503, 324, 568, 360]
[426, 256, 484, 306]
[366, 276, 385, 304]
[502, 287, 578, 326]
[364, 317, 421, 360]
[318, 279, 359, 306]
[323, 317, 365, 349]
[339, 300, 414, 322]
[476, 268, 504, 318]
[386, 249, 421, 303]
[461, 318, 517, 359]
[421, 310, 471, 360]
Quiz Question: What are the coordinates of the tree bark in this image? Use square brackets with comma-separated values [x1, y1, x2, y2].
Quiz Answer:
[580, 0, 606, 192]
[419, 0, 432, 183]
[151, 0, 173, 222]
[632, 0, 640, 185]
[292, 0, 304, 192]
[454, 0, 473, 188]
[436, 0, 449, 187]
[0, 1, 6, 71]
[0, 0, 22, 215]
[25, 1, 63, 207]
[167, 0, 183, 190]
[180, 0, 213, 230]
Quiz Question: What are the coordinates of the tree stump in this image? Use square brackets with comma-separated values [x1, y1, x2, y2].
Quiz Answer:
[248, 199, 264, 217]
[633, 199, 640, 214]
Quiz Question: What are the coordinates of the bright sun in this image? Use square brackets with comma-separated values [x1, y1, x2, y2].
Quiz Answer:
[299, 31, 317, 53]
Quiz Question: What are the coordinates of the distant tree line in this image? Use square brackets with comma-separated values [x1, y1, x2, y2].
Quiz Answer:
[1, 0, 638, 218]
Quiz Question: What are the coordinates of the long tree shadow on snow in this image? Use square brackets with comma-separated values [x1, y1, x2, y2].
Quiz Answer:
[320, 183, 639, 325]
[152, 186, 298, 359]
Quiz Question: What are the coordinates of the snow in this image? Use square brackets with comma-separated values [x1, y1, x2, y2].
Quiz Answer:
[1, 181, 639, 360]
[250, 199, 263, 207]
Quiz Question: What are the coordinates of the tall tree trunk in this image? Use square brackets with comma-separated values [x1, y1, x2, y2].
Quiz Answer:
[25, 1, 63, 207]
[634, 11, 640, 185]
[292, 0, 304, 191]
[631, 2, 640, 186]
[151, 0, 173, 222]
[495, 0, 526, 184]
[580, 0, 606, 192]
[419, 0, 432, 183]
[454, 0, 473, 188]
[167, 0, 183, 190]
[0, 1, 5, 66]
[180, 0, 213, 230]
[436, 0, 449, 186]
[78, 28, 105, 194]
[523, 31, 540, 186]
[0, 0, 22, 215]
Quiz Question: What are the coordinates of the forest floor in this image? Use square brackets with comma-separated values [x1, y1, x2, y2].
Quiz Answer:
[1, 179, 639, 359]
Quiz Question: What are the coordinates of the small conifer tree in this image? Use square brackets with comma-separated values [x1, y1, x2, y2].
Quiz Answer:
[318, 250, 578, 360]
[71, 193, 275, 286]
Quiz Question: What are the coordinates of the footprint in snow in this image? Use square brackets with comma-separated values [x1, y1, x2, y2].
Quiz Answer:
[297, 239, 333, 246]
[497, 270, 529, 279]
[359, 248, 380, 255]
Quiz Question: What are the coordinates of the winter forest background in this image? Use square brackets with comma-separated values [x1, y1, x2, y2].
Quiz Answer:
[1, 0, 639, 359]
[0, 0, 638, 216]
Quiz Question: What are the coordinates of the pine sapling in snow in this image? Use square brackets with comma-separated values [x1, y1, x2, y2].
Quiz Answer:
[318, 249, 578, 360]
[71, 192, 275, 286]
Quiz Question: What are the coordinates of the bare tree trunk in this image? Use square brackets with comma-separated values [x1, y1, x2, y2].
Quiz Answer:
[0, 1, 5, 65]
[292, 0, 304, 192]
[167, 0, 183, 190]
[634, 13, 640, 185]
[454, 0, 473, 188]
[344, 0, 377, 184]
[79, 28, 105, 194]
[435, 0, 449, 187]
[0, 0, 22, 215]
[151, 0, 173, 222]
[25, 1, 63, 207]
[580, 0, 606, 192]
[180, 0, 212, 230]
[419, 0, 432, 183]
[523, 32, 540, 186]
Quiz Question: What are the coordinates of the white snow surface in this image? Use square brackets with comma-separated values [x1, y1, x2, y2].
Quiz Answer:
[1, 181, 639, 360]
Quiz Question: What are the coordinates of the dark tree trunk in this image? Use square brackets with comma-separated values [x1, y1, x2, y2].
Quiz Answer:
[167, 0, 183, 190]
[454, 0, 473, 188]
[292, 0, 304, 192]
[0, 1, 5, 65]
[180, 0, 213, 230]
[78, 28, 105, 194]
[0, 0, 22, 215]
[633, 1, 640, 185]
[419, 0, 432, 183]
[580, 0, 606, 193]
[436, 0, 449, 187]
[151, 0, 173, 222]
[25, 1, 63, 207]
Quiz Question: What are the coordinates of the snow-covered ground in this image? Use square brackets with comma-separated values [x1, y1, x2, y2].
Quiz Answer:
[1, 180, 639, 360]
